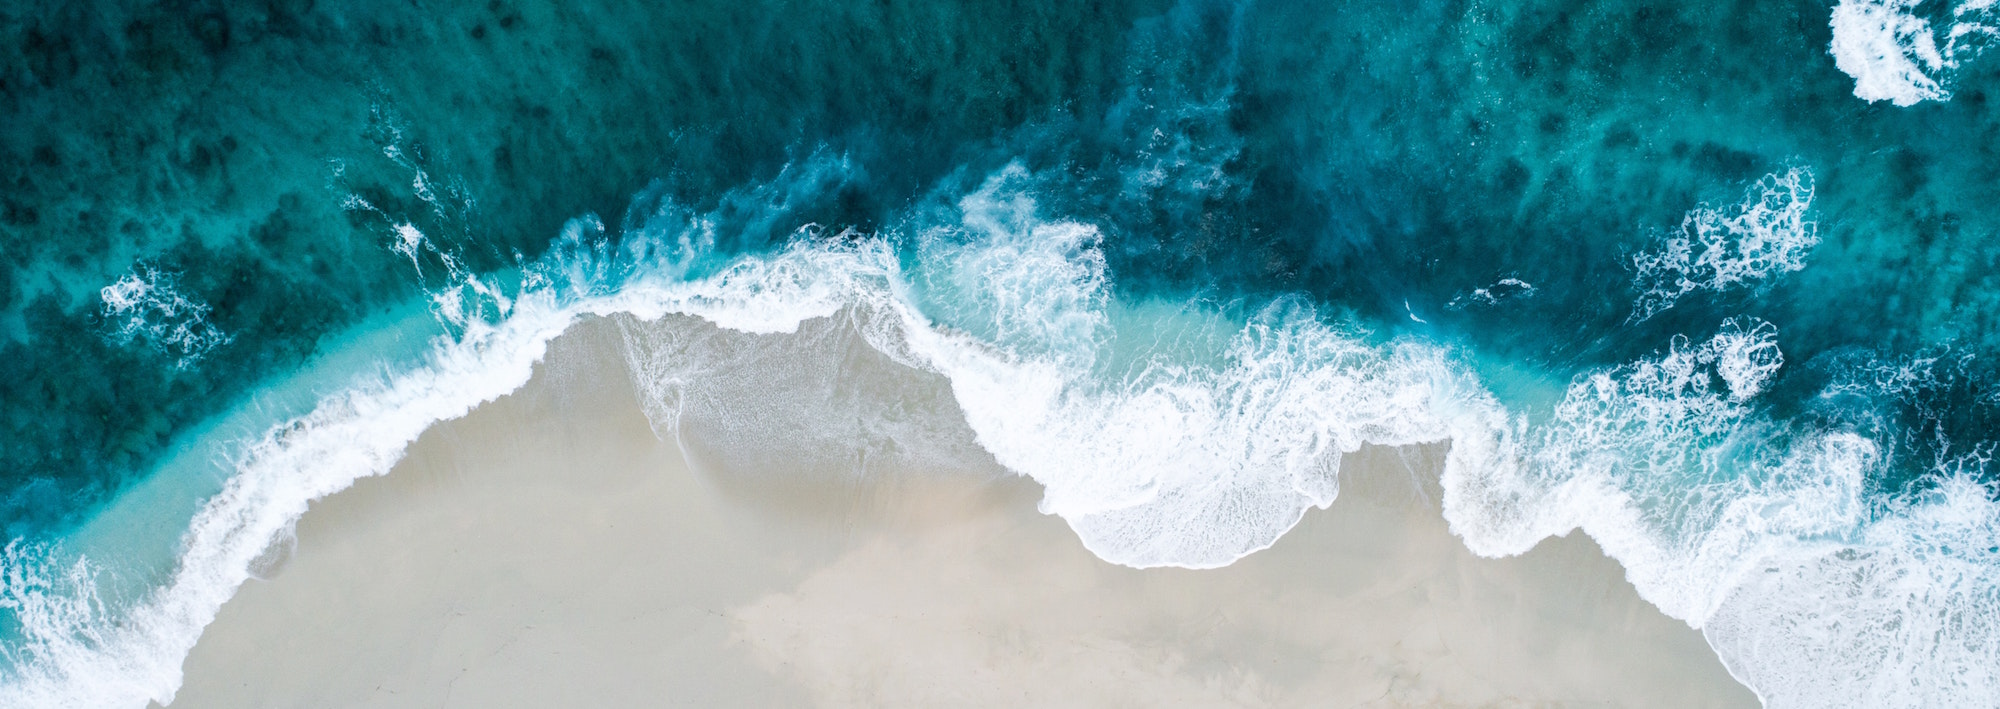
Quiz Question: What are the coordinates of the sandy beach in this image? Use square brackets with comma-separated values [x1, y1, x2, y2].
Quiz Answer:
[162, 317, 1759, 708]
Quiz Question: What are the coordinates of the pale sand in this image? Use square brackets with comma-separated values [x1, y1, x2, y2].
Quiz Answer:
[164, 317, 1759, 708]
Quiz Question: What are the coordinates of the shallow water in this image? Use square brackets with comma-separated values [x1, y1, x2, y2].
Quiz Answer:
[3, 0, 1999, 706]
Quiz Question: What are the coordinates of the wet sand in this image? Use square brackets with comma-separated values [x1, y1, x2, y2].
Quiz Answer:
[164, 318, 1759, 708]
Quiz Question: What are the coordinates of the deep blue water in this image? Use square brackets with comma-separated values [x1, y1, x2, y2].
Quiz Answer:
[3, 0, 1999, 705]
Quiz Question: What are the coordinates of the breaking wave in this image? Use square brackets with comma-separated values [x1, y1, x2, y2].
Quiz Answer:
[4, 154, 1996, 707]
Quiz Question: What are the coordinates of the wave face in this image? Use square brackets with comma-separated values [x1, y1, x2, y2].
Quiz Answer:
[5, 0, 2000, 706]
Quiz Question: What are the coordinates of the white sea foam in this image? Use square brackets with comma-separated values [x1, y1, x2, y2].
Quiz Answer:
[1439, 313, 2000, 708]
[887, 166, 1460, 567]
[1706, 468, 2000, 708]
[1447, 277, 1536, 310]
[1494, 321, 1884, 625]
[1441, 318, 1846, 618]
[0, 215, 884, 707]
[1630, 168, 1817, 321]
[626, 163, 1466, 567]
[1830, 0, 1999, 106]
[4, 261, 590, 707]
[1832, 0, 1957, 105]
[99, 266, 231, 368]
[0, 157, 1471, 702]
[10, 159, 1999, 708]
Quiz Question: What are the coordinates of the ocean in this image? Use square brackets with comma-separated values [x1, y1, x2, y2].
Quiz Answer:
[2, 0, 1997, 705]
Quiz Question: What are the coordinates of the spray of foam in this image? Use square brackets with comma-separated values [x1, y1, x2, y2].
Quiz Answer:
[1631, 168, 1817, 322]
[14, 156, 1462, 708]
[1442, 318, 1852, 613]
[1705, 467, 2000, 707]
[13, 154, 2000, 707]
[1464, 319, 1894, 626]
[1447, 277, 1536, 310]
[875, 164, 1464, 567]
[1, 291, 565, 708]
[1442, 314, 2000, 706]
[99, 266, 231, 369]
[856, 167, 1997, 707]
[622, 162, 1468, 568]
[1830, 0, 2000, 106]
[0, 144, 922, 705]
[0, 208, 885, 706]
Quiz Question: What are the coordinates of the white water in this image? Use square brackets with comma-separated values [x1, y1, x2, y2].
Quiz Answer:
[1830, 0, 1999, 106]
[1706, 472, 2000, 708]
[99, 266, 231, 369]
[1630, 168, 1818, 322]
[2, 160, 1996, 708]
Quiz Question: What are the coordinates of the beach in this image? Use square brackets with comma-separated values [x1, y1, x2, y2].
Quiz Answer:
[162, 317, 1757, 708]
[11, 1, 2000, 705]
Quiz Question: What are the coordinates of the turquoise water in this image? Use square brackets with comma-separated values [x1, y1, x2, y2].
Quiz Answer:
[3, 0, 1999, 706]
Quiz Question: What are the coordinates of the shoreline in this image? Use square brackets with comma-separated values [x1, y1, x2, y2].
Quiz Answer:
[163, 317, 1759, 707]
